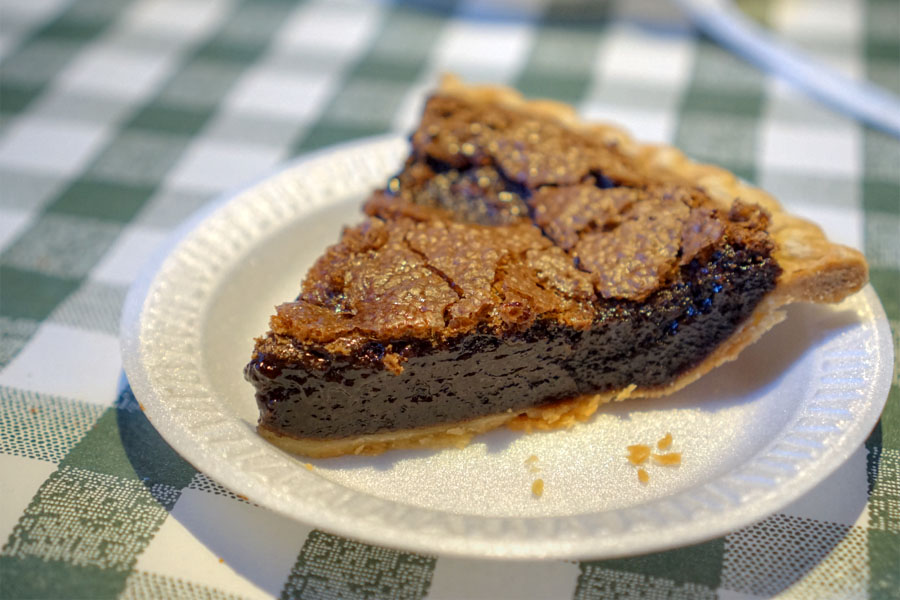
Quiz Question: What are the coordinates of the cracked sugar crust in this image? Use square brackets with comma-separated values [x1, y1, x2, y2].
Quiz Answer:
[571, 186, 728, 300]
[434, 75, 867, 306]
[265, 78, 867, 358]
[269, 192, 772, 356]
[271, 200, 598, 354]
[410, 93, 645, 188]
[268, 93, 780, 354]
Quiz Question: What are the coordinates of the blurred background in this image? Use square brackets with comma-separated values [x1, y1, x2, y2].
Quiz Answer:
[1, 0, 897, 598]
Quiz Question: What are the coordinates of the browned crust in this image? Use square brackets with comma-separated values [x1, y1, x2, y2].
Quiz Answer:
[266, 76, 868, 458]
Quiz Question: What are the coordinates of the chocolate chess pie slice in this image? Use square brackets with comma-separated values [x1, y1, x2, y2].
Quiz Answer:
[245, 76, 867, 458]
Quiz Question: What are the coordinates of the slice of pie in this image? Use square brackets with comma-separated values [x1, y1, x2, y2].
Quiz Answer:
[245, 76, 868, 458]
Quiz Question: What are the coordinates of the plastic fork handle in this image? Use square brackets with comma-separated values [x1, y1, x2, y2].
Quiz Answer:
[674, 0, 900, 139]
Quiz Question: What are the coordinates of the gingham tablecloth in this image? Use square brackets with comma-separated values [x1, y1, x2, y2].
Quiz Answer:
[1, 0, 897, 598]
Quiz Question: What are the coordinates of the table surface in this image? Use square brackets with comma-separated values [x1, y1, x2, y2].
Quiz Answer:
[1, 0, 897, 598]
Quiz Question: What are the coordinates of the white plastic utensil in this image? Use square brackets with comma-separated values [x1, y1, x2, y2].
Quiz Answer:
[675, 0, 900, 138]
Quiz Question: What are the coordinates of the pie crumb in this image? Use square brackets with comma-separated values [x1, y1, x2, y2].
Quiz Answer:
[304, 463, 314, 471]
[614, 384, 637, 402]
[524, 454, 541, 473]
[532, 479, 544, 497]
[652, 452, 682, 466]
[626, 444, 652, 465]
[629, 437, 681, 482]
[382, 352, 405, 375]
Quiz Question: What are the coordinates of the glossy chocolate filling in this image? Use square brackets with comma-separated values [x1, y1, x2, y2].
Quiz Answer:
[246, 242, 777, 439]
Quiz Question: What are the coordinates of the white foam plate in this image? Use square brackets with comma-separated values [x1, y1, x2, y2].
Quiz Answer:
[121, 136, 893, 560]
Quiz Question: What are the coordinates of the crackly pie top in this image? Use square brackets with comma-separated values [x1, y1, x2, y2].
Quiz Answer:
[268, 91, 776, 355]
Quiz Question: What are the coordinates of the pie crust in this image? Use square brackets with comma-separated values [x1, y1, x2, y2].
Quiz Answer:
[249, 76, 868, 458]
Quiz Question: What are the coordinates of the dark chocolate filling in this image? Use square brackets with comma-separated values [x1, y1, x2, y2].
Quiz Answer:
[246, 242, 777, 439]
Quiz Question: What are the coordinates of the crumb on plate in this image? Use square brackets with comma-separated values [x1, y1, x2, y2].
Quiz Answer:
[652, 452, 682, 466]
[532, 478, 544, 497]
[626, 444, 651, 465]
[657, 432, 673, 450]
[628, 436, 682, 483]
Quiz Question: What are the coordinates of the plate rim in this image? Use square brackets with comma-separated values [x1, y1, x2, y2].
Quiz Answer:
[121, 135, 894, 560]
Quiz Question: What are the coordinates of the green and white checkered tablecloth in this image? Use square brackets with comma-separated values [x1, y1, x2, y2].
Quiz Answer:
[0, 0, 897, 598]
